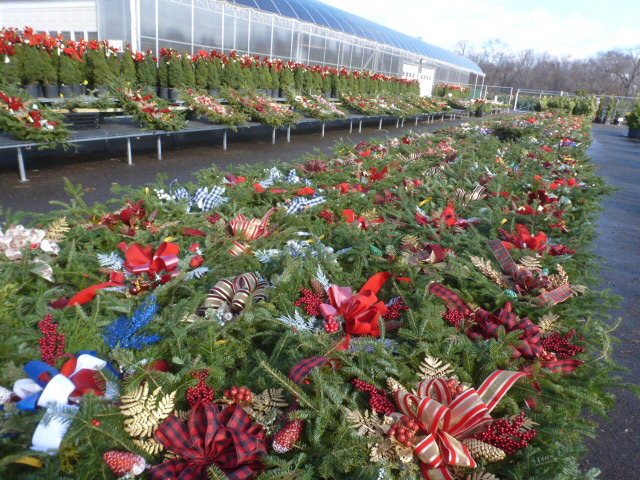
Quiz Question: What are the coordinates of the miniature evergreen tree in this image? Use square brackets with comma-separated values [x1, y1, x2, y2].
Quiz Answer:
[207, 58, 222, 90]
[87, 46, 114, 86]
[58, 51, 82, 85]
[120, 47, 137, 84]
[167, 52, 184, 88]
[194, 56, 208, 90]
[158, 55, 169, 88]
[136, 51, 158, 88]
[181, 54, 195, 88]
[0, 53, 20, 86]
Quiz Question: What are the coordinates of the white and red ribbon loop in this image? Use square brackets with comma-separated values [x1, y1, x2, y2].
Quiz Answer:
[392, 370, 525, 479]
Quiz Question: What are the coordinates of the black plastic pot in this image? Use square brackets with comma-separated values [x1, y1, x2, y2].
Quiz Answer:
[208, 88, 220, 97]
[475, 110, 484, 117]
[59, 85, 74, 97]
[628, 127, 640, 139]
[43, 85, 59, 98]
[158, 87, 169, 100]
[20, 84, 40, 98]
[168, 88, 180, 101]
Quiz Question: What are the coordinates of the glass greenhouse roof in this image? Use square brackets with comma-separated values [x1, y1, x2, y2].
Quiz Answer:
[227, 0, 483, 73]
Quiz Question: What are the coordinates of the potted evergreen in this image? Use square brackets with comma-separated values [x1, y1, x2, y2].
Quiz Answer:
[158, 54, 169, 99]
[120, 46, 138, 85]
[137, 50, 158, 95]
[58, 48, 83, 97]
[181, 54, 195, 90]
[270, 64, 280, 98]
[0, 52, 20, 87]
[167, 51, 184, 100]
[194, 55, 209, 91]
[627, 96, 640, 139]
[19, 46, 42, 97]
[87, 45, 114, 96]
[207, 57, 222, 96]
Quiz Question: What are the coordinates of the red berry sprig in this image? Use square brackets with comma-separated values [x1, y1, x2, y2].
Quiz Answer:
[323, 315, 341, 333]
[38, 314, 66, 366]
[445, 378, 466, 398]
[352, 379, 395, 415]
[294, 288, 325, 316]
[186, 369, 215, 406]
[541, 330, 585, 359]
[383, 298, 409, 320]
[388, 415, 420, 447]
[442, 307, 463, 328]
[476, 412, 537, 455]
[223, 385, 254, 405]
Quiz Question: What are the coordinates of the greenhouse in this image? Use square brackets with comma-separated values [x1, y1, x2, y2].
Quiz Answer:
[0, 0, 484, 95]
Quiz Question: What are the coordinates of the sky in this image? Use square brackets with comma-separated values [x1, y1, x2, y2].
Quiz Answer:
[317, 0, 640, 59]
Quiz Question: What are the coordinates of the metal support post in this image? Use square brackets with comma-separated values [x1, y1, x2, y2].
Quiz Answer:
[358, 119, 362, 133]
[223, 129, 227, 150]
[415, 115, 419, 125]
[349, 119, 353, 133]
[157, 136, 162, 160]
[126, 138, 133, 165]
[401, 117, 405, 128]
[378, 118, 383, 130]
[514, 89, 520, 110]
[396, 117, 399, 128]
[272, 127, 276, 145]
[321, 122, 325, 138]
[287, 125, 291, 143]
[17, 147, 28, 182]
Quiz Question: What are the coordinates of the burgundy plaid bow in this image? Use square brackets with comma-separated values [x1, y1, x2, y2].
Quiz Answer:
[149, 403, 267, 480]
[471, 308, 544, 359]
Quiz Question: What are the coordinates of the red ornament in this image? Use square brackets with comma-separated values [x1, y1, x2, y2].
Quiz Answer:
[92, 419, 101, 426]
[323, 315, 341, 333]
[272, 419, 304, 453]
[103, 451, 146, 477]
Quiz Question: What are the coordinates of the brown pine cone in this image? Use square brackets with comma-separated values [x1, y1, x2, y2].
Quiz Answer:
[310, 279, 327, 296]
[463, 438, 506, 462]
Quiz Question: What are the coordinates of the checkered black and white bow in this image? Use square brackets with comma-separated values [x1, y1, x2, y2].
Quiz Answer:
[171, 185, 228, 212]
[286, 195, 326, 214]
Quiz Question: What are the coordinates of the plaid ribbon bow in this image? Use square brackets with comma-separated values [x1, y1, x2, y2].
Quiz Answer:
[488, 239, 572, 306]
[286, 195, 326, 214]
[149, 403, 267, 480]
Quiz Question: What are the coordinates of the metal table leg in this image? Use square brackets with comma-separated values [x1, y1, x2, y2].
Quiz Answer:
[126, 138, 133, 165]
[287, 126, 291, 143]
[272, 127, 276, 145]
[223, 129, 227, 150]
[17, 147, 28, 182]
[350, 119, 353, 133]
[157, 136, 162, 160]
[359, 119, 362, 133]
[396, 117, 399, 128]
[321, 122, 325, 138]
[379, 118, 383, 130]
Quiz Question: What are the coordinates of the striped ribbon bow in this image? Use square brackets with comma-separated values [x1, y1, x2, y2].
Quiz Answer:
[393, 371, 525, 480]
[228, 208, 276, 256]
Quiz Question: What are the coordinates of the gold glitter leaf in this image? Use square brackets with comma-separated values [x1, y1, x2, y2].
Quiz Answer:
[419, 355, 454, 381]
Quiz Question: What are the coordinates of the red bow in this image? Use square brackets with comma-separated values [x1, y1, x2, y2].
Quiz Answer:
[393, 371, 525, 480]
[124, 242, 180, 277]
[149, 403, 267, 480]
[319, 272, 391, 338]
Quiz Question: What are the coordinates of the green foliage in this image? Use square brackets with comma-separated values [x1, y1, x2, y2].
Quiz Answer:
[136, 53, 158, 88]
[626, 95, 640, 129]
[181, 54, 195, 88]
[0, 53, 21, 85]
[58, 52, 83, 85]
[120, 48, 137, 84]
[167, 54, 184, 88]
[87, 48, 114, 87]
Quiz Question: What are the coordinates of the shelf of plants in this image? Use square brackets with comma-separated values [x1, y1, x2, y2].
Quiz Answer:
[0, 110, 621, 480]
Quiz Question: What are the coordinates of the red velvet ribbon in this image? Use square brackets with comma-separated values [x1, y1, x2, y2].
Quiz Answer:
[319, 272, 391, 338]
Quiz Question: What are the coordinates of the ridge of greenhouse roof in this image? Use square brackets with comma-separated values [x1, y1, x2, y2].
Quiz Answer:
[226, 0, 483, 74]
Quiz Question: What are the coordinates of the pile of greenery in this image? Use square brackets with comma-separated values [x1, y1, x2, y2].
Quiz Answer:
[0, 111, 625, 480]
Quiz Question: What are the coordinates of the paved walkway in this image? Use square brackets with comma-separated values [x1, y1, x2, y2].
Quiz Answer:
[583, 123, 640, 479]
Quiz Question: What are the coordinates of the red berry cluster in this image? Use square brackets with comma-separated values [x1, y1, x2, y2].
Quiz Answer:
[541, 330, 585, 359]
[476, 412, 537, 455]
[444, 378, 466, 398]
[223, 385, 254, 404]
[382, 298, 410, 320]
[319, 208, 339, 224]
[294, 288, 325, 316]
[207, 212, 221, 224]
[352, 379, 395, 415]
[388, 415, 420, 447]
[442, 307, 464, 328]
[323, 315, 341, 333]
[38, 314, 66, 366]
[186, 370, 215, 406]
[548, 244, 576, 256]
